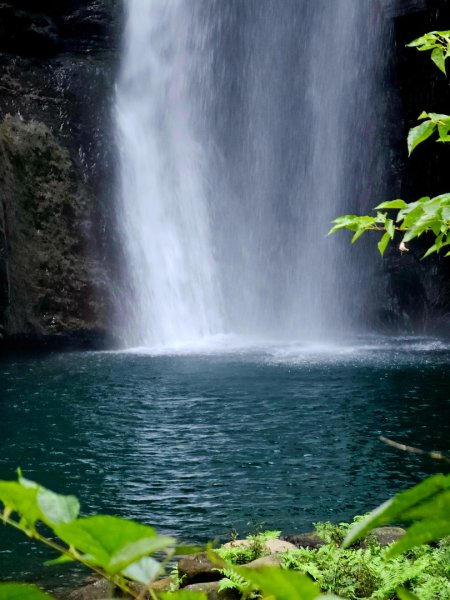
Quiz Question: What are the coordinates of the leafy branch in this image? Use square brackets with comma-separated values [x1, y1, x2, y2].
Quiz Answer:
[329, 31, 450, 259]
[406, 30, 450, 75]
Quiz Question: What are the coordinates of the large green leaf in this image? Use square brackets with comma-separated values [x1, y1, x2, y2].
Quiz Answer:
[37, 488, 80, 527]
[0, 475, 79, 530]
[342, 474, 450, 550]
[431, 47, 446, 74]
[386, 518, 450, 559]
[161, 592, 208, 600]
[55, 516, 175, 574]
[122, 556, 162, 585]
[235, 566, 323, 600]
[0, 482, 41, 529]
[0, 584, 54, 600]
[397, 590, 420, 600]
[375, 199, 407, 210]
[407, 120, 436, 155]
[377, 232, 390, 256]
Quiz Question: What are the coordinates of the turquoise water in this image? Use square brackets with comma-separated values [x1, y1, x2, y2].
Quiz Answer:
[1, 336, 449, 591]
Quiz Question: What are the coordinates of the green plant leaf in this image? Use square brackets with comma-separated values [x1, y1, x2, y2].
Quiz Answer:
[375, 199, 407, 210]
[44, 554, 75, 567]
[235, 566, 322, 600]
[342, 473, 450, 549]
[397, 589, 420, 600]
[37, 488, 80, 527]
[0, 584, 54, 600]
[0, 482, 40, 529]
[55, 516, 175, 574]
[0, 475, 79, 530]
[377, 232, 390, 256]
[161, 592, 208, 600]
[386, 218, 395, 239]
[387, 518, 450, 558]
[407, 120, 436, 155]
[122, 556, 162, 585]
[431, 47, 446, 74]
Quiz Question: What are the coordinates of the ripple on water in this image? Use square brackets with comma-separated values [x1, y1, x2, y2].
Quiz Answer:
[0, 336, 449, 588]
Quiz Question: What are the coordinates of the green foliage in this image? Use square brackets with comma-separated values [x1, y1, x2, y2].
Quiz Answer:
[343, 474, 450, 558]
[330, 31, 450, 258]
[234, 566, 334, 600]
[0, 472, 180, 598]
[329, 193, 450, 258]
[281, 537, 450, 599]
[0, 584, 54, 600]
[161, 592, 208, 600]
[407, 112, 450, 154]
[215, 530, 281, 565]
[218, 568, 254, 595]
[406, 30, 450, 75]
[313, 521, 351, 546]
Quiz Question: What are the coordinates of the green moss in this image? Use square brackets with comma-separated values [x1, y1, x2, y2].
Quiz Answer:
[0, 114, 106, 335]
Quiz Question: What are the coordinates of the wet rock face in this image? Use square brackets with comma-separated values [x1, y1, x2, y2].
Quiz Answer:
[373, 0, 450, 333]
[0, 0, 121, 350]
[0, 1, 119, 56]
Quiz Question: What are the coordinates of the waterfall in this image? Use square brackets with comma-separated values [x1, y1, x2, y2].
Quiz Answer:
[116, 0, 389, 348]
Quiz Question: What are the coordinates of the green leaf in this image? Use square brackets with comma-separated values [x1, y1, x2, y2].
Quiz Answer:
[0, 584, 54, 600]
[342, 473, 450, 548]
[397, 589, 420, 600]
[377, 232, 390, 256]
[55, 516, 175, 574]
[235, 567, 322, 600]
[0, 475, 79, 530]
[0, 482, 39, 527]
[37, 488, 79, 527]
[386, 218, 395, 239]
[407, 120, 436, 155]
[328, 215, 375, 235]
[161, 592, 208, 600]
[431, 47, 446, 74]
[375, 199, 407, 210]
[422, 244, 438, 258]
[122, 556, 162, 585]
[417, 111, 429, 120]
[44, 554, 75, 567]
[351, 228, 367, 243]
[387, 518, 450, 558]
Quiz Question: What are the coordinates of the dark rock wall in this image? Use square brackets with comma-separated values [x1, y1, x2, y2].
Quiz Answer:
[372, 0, 450, 334]
[0, 0, 122, 351]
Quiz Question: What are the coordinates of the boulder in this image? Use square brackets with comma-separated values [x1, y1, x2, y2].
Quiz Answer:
[183, 582, 240, 600]
[178, 552, 223, 587]
[67, 578, 116, 600]
[362, 527, 406, 548]
[243, 554, 282, 568]
[282, 532, 325, 550]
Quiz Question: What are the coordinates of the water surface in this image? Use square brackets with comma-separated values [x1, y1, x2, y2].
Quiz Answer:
[1, 337, 449, 590]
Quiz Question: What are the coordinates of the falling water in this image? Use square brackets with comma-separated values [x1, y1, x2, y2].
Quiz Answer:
[116, 0, 390, 348]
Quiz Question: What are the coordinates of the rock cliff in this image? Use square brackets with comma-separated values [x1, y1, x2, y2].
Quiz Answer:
[0, 0, 121, 351]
